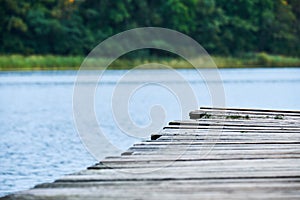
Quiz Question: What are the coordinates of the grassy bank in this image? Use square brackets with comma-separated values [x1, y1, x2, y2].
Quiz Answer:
[0, 53, 300, 71]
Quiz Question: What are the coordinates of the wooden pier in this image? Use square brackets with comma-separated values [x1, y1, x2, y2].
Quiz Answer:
[3, 107, 300, 199]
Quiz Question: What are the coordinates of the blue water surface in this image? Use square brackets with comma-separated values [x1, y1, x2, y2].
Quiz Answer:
[1, 68, 300, 196]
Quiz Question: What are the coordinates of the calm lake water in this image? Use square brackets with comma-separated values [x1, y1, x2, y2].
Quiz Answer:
[1, 68, 300, 196]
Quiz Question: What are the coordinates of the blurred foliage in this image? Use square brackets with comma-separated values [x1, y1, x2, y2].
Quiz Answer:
[0, 0, 299, 56]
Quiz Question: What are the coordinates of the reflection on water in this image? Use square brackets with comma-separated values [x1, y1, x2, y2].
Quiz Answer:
[0, 68, 300, 196]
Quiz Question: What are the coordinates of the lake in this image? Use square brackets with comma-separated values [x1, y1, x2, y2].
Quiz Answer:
[1, 68, 300, 197]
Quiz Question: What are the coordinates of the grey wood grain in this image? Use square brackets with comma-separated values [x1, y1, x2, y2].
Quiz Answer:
[3, 107, 300, 200]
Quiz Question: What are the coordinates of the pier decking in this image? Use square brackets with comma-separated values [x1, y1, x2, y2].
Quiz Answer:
[4, 107, 300, 199]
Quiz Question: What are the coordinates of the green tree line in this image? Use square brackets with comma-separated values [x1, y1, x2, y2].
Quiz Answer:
[1, 0, 299, 57]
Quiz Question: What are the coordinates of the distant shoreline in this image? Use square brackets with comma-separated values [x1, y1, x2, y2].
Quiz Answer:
[1, 53, 300, 71]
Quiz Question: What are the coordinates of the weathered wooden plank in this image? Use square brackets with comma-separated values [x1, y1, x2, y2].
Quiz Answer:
[156, 130, 300, 135]
[129, 149, 300, 157]
[129, 143, 300, 150]
[169, 121, 300, 128]
[3, 107, 300, 200]
[126, 144, 300, 155]
[136, 140, 300, 145]
[164, 125, 300, 131]
[7, 181, 300, 200]
[129, 144, 300, 152]
[151, 129, 300, 140]
[160, 128, 300, 133]
[102, 154, 300, 163]
[57, 170, 300, 182]
[189, 114, 299, 121]
[35, 178, 300, 189]
[151, 133, 300, 141]
[196, 107, 300, 116]
[124, 145, 300, 156]
[189, 110, 300, 119]
[151, 134, 300, 141]
[178, 117, 300, 122]
[200, 106, 300, 114]
[94, 158, 300, 169]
